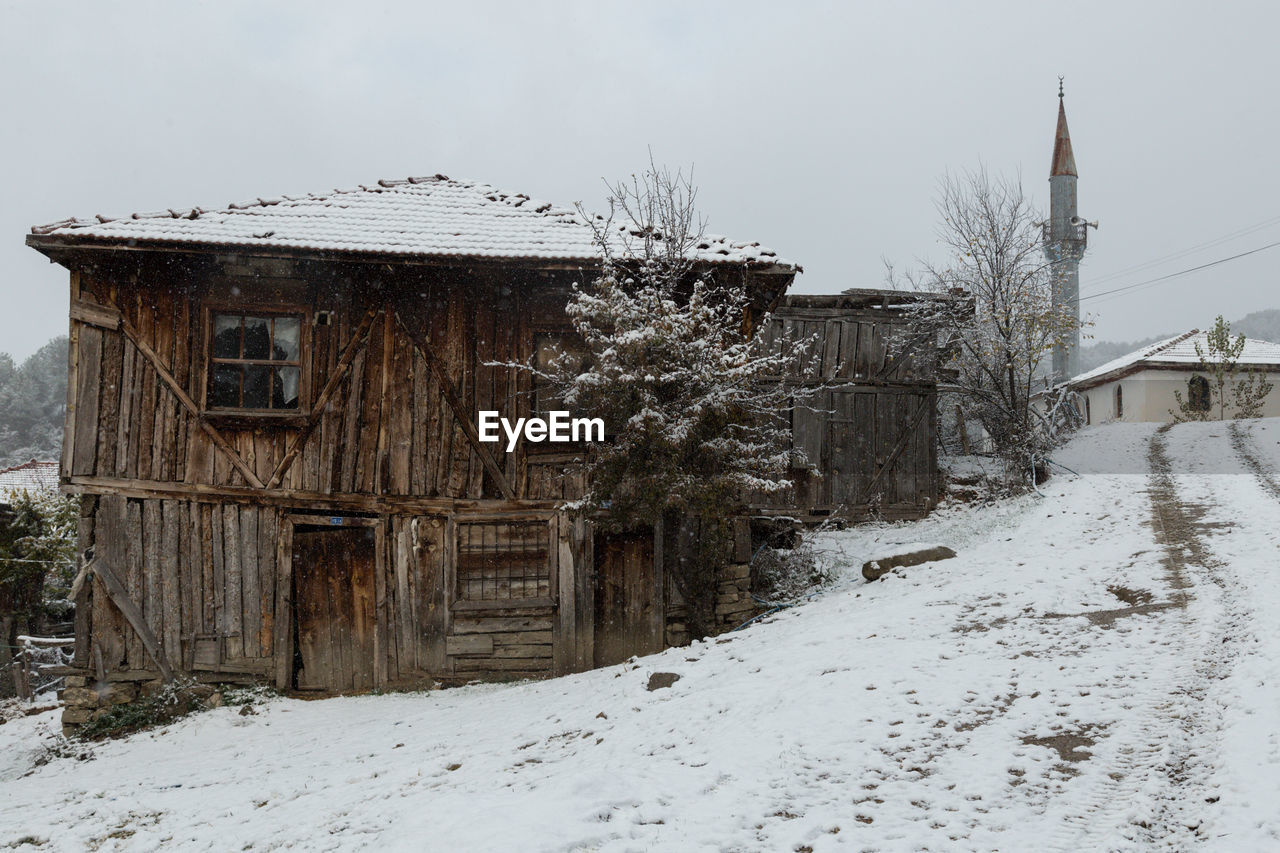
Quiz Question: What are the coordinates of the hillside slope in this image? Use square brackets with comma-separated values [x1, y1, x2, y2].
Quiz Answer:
[3, 422, 1280, 851]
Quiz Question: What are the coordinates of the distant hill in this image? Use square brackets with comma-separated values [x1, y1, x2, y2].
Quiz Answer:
[1233, 309, 1280, 344]
[1078, 309, 1280, 373]
[0, 337, 67, 468]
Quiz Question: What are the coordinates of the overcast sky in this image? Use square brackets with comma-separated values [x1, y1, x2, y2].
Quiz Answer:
[2, 1, 1276, 360]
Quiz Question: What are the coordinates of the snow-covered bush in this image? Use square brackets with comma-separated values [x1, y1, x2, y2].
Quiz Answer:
[2, 489, 77, 697]
[750, 536, 833, 603]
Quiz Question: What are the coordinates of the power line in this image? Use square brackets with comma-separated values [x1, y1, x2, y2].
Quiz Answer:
[1075, 239, 1280, 305]
[1081, 213, 1280, 291]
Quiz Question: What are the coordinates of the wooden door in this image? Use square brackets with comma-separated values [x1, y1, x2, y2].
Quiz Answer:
[593, 531, 661, 667]
[292, 525, 377, 692]
[827, 390, 875, 507]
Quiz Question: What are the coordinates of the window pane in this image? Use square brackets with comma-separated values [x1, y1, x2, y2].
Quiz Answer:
[242, 364, 271, 408]
[243, 317, 271, 359]
[274, 366, 300, 409]
[212, 315, 241, 359]
[273, 317, 300, 361]
[210, 364, 241, 408]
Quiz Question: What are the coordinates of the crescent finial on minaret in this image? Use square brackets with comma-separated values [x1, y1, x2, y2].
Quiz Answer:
[1058, 76, 1064, 99]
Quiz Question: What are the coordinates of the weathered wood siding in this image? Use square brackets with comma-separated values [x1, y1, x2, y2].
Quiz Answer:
[755, 292, 940, 520]
[58, 252, 611, 688]
[65, 258, 566, 501]
[79, 493, 279, 678]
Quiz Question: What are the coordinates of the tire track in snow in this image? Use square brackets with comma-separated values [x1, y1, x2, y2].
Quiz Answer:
[1228, 420, 1280, 500]
[1046, 425, 1239, 851]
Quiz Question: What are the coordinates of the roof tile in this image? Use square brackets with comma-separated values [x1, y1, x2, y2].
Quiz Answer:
[1070, 330, 1280, 387]
[32, 175, 793, 268]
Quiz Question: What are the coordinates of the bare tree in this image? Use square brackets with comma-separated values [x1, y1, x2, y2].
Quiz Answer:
[891, 168, 1083, 476]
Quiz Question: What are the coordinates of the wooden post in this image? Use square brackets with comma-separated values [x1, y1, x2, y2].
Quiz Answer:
[273, 521, 295, 689]
[373, 519, 389, 688]
[13, 642, 31, 701]
[553, 513, 575, 675]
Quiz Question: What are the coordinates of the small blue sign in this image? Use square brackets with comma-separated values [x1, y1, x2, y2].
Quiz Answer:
[329, 516, 344, 526]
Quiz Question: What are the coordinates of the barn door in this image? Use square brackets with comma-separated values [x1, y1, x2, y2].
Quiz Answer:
[593, 531, 661, 667]
[292, 525, 377, 692]
[829, 391, 933, 510]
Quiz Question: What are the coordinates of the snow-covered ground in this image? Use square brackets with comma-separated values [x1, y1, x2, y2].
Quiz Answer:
[3, 420, 1280, 851]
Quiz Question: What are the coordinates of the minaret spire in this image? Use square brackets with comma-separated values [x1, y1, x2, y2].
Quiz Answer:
[1044, 79, 1091, 383]
[1051, 80, 1078, 177]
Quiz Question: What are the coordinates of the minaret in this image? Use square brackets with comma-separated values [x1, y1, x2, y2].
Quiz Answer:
[1045, 78, 1091, 383]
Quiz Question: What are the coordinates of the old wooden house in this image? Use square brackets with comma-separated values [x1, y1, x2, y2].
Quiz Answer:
[27, 175, 799, 717]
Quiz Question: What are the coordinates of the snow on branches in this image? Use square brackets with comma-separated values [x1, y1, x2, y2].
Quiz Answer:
[889, 168, 1086, 475]
[522, 162, 817, 530]
[1171, 315, 1275, 422]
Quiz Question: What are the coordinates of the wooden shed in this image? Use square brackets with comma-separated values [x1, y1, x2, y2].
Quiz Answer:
[752, 290, 942, 521]
[26, 175, 795, 716]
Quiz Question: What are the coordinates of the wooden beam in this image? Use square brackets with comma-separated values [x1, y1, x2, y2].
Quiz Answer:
[266, 309, 377, 488]
[374, 309, 393, 493]
[108, 300, 265, 489]
[71, 325, 103, 477]
[394, 312, 517, 500]
[62, 273, 82, 476]
[553, 513, 574, 675]
[859, 396, 931, 504]
[373, 519, 388, 687]
[94, 294, 264, 484]
[873, 331, 928, 382]
[65, 473, 566, 514]
[90, 559, 175, 681]
[70, 299, 123, 330]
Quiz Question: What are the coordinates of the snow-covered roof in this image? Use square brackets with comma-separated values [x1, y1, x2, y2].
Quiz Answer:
[0, 460, 59, 496]
[1069, 329, 1280, 389]
[29, 175, 794, 268]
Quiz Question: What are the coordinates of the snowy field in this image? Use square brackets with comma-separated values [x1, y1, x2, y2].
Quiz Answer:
[3, 420, 1280, 851]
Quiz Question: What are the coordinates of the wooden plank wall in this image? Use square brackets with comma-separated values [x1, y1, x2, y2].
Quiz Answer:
[59, 255, 602, 685]
[421, 514, 586, 682]
[82, 494, 278, 677]
[82, 500, 591, 684]
[67, 258, 578, 503]
[757, 300, 939, 517]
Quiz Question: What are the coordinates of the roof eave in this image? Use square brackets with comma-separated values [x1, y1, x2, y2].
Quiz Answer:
[26, 232, 799, 277]
[1070, 359, 1280, 391]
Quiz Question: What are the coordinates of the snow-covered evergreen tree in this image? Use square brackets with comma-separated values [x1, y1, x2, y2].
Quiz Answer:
[519, 162, 819, 636]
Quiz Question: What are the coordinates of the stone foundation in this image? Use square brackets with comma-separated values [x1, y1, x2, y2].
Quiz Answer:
[58, 676, 138, 732]
[59, 674, 225, 736]
[665, 560, 762, 647]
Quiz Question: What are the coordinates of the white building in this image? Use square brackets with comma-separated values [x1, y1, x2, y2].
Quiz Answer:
[1067, 330, 1280, 424]
[0, 459, 59, 497]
